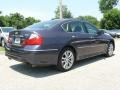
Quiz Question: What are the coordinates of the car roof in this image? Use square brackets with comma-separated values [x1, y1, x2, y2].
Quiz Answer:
[51, 19, 86, 23]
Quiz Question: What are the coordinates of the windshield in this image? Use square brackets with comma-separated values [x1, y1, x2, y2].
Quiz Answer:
[24, 20, 60, 30]
[2, 28, 14, 33]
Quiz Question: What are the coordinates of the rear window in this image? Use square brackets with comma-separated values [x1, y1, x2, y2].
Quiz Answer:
[24, 20, 60, 30]
[2, 28, 14, 33]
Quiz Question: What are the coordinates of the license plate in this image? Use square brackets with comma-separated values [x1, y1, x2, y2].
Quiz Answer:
[14, 38, 20, 44]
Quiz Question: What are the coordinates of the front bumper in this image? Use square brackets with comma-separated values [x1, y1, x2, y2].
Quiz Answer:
[5, 46, 59, 65]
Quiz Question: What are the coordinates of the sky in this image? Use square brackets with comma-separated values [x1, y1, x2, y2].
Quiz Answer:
[0, 0, 120, 21]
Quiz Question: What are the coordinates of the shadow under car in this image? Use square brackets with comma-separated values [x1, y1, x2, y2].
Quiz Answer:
[10, 54, 115, 78]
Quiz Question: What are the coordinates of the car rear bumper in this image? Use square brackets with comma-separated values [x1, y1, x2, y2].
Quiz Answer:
[5, 46, 59, 66]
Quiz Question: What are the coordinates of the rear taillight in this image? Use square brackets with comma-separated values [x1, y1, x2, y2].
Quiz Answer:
[8, 36, 12, 44]
[22, 33, 43, 45]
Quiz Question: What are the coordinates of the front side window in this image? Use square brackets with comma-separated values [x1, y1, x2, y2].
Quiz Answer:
[84, 23, 98, 34]
[62, 21, 85, 33]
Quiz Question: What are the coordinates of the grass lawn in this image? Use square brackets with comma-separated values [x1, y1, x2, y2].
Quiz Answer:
[0, 47, 5, 54]
[0, 47, 5, 52]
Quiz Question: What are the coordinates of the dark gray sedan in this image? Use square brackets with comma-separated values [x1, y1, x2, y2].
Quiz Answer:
[5, 19, 115, 71]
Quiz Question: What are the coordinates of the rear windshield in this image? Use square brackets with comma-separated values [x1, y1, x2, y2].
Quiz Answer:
[2, 28, 14, 33]
[24, 20, 60, 30]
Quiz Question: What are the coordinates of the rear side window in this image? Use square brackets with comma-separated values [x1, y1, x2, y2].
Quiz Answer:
[62, 22, 71, 32]
[62, 21, 85, 33]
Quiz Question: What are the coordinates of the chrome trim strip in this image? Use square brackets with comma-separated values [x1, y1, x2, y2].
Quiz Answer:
[77, 44, 106, 49]
[24, 49, 58, 52]
[72, 40, 96, 44]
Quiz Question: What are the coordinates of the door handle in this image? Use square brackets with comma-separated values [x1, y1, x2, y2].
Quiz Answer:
[90, 36, 94, 39]
[72, 35, 77, 38]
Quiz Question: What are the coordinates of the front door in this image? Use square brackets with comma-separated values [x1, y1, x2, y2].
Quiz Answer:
[84, 22, 107, 54]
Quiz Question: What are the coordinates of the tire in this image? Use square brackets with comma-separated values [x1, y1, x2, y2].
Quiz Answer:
[105, 43, 114, 57]
[57, 48, 75, 72]
[1, 39, 5, 47]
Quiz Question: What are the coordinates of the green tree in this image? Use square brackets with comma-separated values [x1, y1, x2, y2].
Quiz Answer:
[99, 0, 119, 13]
[77, 16, 99, 28]
[24, 17, 40, 27]
[55, 5, 73, 19]
[4, 15, 10, 26]
[8, 13, 25, 29]
[100, 9, 120, 30]
[0, 16, 6, 27]
[0, 11, 5, 27]
[0, 12, 40, 29]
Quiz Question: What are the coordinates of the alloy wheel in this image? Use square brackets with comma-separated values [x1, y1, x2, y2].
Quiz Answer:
[108, 43, 114, 56]
[57, 48, 75, 72]
[61, 50, 74, 70]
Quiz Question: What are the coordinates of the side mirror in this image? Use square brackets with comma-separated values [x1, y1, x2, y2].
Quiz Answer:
[97, 30, 104, 35]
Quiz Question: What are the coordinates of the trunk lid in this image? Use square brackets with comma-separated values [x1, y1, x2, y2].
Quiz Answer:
[8, 30, 33, 47]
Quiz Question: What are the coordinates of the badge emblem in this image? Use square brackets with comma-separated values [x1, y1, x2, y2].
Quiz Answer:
[15, 32, 19, 35]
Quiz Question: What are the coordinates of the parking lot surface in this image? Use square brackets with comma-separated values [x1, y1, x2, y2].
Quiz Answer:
[0, 39, 120, 90]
